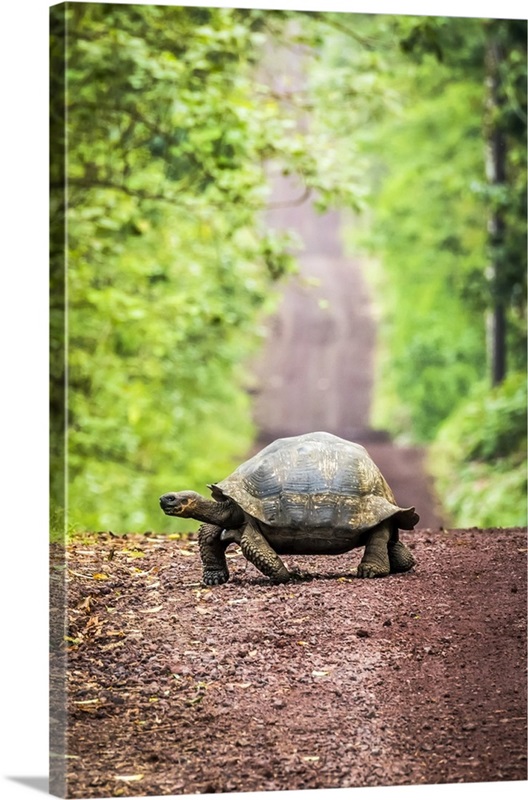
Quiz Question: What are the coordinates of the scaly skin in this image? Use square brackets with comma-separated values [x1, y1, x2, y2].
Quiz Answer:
[357, 522, 392, 578]
[227, 521, 414, 583]
[239, 524, 292, 584]
[198, 521, 414, 584]
[388, 539, 416, 573]
[198, 523, 230, 585]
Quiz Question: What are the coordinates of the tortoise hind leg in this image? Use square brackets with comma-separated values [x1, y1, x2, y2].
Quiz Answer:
[239, 524, 292, 584]
[388, 539, 416, 573]
[198, 523, 230, 585]
[357, 522, 391, 578]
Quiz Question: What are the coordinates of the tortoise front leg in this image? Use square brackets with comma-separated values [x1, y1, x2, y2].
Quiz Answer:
[239, 523, 292, 584]
[198, 523, 230, 585]
[357, 522, 391, 578]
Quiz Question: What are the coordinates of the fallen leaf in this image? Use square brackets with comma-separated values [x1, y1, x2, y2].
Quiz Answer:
[140, 605, 163, 614]
[100, 641, 125, 651]
[77, 596, 93, 611]
[92, 573, 109, 581]
[312, 670, 330, 677]
[67, 567, 93, 580]
[64, 636, 83, 645]
[73, 699, 100, 705]
[302, 756, 320, 762]
[123, 549, 145, 558]
[49, 752, 80, 759]
[114, 774, 144, 782]
[186, 694, 205, 705]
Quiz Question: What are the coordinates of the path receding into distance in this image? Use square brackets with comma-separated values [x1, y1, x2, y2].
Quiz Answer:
[251, 175, 442, 528]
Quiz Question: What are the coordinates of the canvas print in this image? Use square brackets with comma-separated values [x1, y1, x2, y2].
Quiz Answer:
[49, 1, 527, 797]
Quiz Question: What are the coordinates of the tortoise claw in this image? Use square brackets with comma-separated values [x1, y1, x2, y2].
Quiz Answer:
[356, 562, 390, 579]
[202, 569, 229, 586]
[288, 567, 313, 582]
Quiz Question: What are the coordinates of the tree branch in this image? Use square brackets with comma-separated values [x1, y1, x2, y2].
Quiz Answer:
[305, 11, 375, 48]
[54, 177, 185, 206]
[266, 184, 313, 209]
[54, 176, 314, 212]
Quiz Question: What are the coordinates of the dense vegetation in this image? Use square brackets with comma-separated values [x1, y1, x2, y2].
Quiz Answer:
[49, 3, 361, 534]
[430, 372, 527, 526]
[50, 5, 526, 535]
[307, 14, 527, 525]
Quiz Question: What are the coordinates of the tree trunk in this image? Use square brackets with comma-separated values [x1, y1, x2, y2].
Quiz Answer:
[485, 32, 507, 386]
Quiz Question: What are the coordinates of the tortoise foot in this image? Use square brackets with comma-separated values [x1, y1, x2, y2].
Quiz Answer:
[269, 566, 312, 583]
[357, 562, 390, 579]
[358, 522, 391, 578]
[202, 569, 229, 586]
[388, 540, 416, 573]
[269, 566, 294, 584]
[288, 566, 313, 582]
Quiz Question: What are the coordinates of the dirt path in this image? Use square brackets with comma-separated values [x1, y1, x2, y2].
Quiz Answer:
[253, 175, 441, 527]
[51, 168, 527, 800]
[53, 527, 527, 797]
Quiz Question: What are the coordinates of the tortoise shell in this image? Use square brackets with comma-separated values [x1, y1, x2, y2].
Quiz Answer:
[209, 431, 419, 532]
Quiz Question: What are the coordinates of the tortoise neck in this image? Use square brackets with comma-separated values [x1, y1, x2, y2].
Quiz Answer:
[193, 497, 243, 527]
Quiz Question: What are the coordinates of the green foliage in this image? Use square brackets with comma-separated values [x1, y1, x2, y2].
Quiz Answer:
[433, 459, 526, 529]
[50, 500, 79, 544]
[55, 3, 277, 533]
[434, 371, 527, 462]
[310, 14, 526, 443]
[305, 14, 526, 527]
[429, 372, 527, 526]
[331, 23, 488, 439]
[50, 3, 364, 535]
[50, 5, 526, 534]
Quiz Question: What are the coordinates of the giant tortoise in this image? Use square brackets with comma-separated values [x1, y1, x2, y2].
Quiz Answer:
[159, 431, 419, 585]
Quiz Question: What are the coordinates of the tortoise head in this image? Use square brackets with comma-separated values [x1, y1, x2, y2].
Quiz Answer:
[159, 490, 202, 518]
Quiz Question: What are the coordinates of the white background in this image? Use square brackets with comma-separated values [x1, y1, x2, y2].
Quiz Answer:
[1, 1, 526, 799]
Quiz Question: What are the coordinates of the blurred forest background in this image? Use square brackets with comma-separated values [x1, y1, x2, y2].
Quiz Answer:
[50, 3, 527, 535]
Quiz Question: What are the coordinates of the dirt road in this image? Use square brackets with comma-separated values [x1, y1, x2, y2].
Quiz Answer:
[55, 527, 527, 797]
[51, 183, 527, 800]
